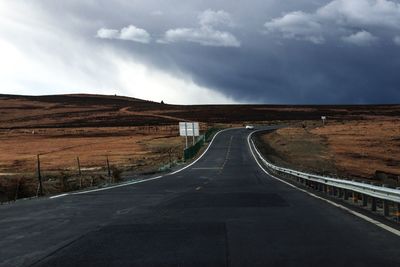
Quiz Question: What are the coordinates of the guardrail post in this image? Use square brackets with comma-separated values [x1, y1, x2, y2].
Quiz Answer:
[353, 192, 358, 204]
[344, 190, 349, 200]
[328, 186, 333, 196]
[362, 194, 368, 207]
[371, 197, 377, 211]
[251, 137, 400, 219]
[383, 200, 389, 217]
[397, 203, 400, 222]
[338, 188, 343, 198]
[313, 182, 318, 190]
[333, 187, 338, 197]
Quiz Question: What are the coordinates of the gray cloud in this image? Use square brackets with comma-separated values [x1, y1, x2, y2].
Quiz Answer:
[159, 9, 240, 47]
[161, 27, 240, 47]
[341, 30, 378, 46]
[394, 36, 400, 46]
[1, 0, 400, 104]
[317, 0, 400, 29]
[199, 9, 235, 27]
[264, 11, 325, 44]
[264, 0, 400, 45]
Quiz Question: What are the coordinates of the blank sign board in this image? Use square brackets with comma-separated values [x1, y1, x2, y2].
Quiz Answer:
[179, 122, 199, 136]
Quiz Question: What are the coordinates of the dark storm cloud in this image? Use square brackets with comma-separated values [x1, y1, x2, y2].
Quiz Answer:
[2, 0, 400, 104]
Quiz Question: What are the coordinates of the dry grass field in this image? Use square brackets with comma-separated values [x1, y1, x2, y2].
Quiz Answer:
[257, 119, 400, 185]
[1, 93, 400, 201]
[0, 127, 184, 173]
[0, 126, 190, 202]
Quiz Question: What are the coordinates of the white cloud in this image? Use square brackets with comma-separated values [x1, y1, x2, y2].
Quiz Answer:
[160, 9, 240, 47]
[264, 0, 400, 44]
[264, 11, 324, 44]
[394, 36, 400, 46]
[97, 25, 150, 44]
[163, 27, 240, 47]
[96, 28, 119, 39]
[199, 9, 234, 27]
[119, 25, 151, 43]
[341, 30, 378, 46]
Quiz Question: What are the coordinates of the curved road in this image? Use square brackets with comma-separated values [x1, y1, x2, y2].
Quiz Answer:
[1, 128, 400, 266]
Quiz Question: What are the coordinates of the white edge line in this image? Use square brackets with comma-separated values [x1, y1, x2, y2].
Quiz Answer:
[247, 130, 400, 237]
[49, 127, 242, 199]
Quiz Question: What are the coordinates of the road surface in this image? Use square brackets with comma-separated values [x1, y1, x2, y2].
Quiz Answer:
[1, 128, 400, 266]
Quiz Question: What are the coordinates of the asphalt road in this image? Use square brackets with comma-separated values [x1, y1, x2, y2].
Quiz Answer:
[1, 128, 400, 266]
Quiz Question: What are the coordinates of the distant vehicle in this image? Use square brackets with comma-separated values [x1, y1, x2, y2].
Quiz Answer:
[245, 125, 254, 130]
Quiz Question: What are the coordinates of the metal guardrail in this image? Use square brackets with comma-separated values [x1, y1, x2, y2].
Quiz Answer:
[250, 136, 400, 204]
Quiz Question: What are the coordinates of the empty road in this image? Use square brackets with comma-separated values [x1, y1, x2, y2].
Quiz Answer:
[1, 128, 400, 266]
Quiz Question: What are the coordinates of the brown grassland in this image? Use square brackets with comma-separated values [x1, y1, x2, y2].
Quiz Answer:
[1, 93, 399, 201]
[257, 118, 400, 185]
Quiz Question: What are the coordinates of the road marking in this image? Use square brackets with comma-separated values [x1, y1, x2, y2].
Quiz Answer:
[50, 127, 242, 199]
[50, 193, 68, 199]
[196, 186, 202, 191]
[50, 176, 164, 198]
[219, 136, 233, 174]
[116, 208, 131, 215]
[247, 130, 400, 238]
[192, 167, 222, 170]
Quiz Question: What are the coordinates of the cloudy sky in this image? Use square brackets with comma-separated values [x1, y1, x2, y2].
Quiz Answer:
[1, 0, 400, 104]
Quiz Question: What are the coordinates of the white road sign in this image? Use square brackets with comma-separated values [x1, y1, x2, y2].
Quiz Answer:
[179, 122, 199, 137]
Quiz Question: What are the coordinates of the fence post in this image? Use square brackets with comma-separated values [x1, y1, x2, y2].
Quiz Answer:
[37, 154, 43, 196]
[106, 156, 111, 182]
[14, 179, 20, 201]
[77, 156, 82, 188]
[185, 122, 188, 149]
[192, 123, 196, 145]
[77, 156, 81, 176]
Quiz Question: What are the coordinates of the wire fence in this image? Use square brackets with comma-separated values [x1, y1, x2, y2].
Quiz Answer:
[0, 126, 220, 203]
[183, 127, 221, 161]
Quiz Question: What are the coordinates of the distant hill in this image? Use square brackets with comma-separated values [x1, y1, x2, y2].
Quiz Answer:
[0, 94, 399, 129]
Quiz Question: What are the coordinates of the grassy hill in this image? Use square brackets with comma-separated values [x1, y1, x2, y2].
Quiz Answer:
[1, 93, 399, 129]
